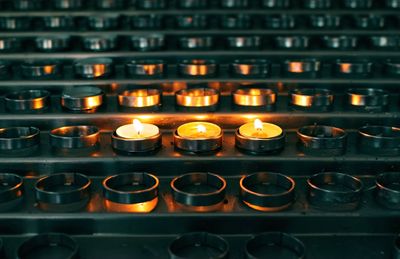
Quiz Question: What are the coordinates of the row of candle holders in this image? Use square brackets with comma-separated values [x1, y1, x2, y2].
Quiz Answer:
[1, 0, 399, 10]
[2, 35, 400, 53]
[2, 232, 399, 259]
[1, 14, 400, 31]
[2, 58, 400, 79]
[0, 171, 400, 213]
[0, 123, 398, 156]
[0, 87, 394, 113]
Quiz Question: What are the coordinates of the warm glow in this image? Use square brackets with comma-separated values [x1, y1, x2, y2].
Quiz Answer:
[254, 119, 263, 131]
[104, 198, 158, 213]
[289, 62, 303, 73]
[197, 124, 207, 134]
[133, 119, 143, 135]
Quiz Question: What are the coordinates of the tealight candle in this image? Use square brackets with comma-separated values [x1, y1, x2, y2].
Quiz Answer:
[236, 119, 285, 154]
[112, 119, 162, 154]
[174, 122, 223, 153]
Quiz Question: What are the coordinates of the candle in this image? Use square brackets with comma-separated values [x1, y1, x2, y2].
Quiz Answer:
[235, 119, 286, 154]
[177, 122, 221, 139]
[239, 119, 282, 139]
[174, 122, 223, 153]
[116, 119, 159, 139]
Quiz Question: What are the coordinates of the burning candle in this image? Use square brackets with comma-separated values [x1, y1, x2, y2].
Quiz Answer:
[112, 119, 162, 154]
[174, 122, 223, 153]
[239, 119, 282, 139]
[236, 119, 285, 154]
[177, 122, 221, 139]
[116, 119, 159, 139]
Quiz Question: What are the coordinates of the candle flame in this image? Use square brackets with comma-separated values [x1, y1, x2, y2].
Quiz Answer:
[254, 119, 263, 131]
[133, 119, 143, 135]
[197, 124, 207, 134]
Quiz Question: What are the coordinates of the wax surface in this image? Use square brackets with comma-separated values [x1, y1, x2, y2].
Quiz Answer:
[177, 122, 221, 139]
[239, 121, 282, 139]
[116, 122, 159, 139]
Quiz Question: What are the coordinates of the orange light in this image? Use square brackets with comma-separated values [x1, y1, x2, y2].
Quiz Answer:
[243, 200, 292, 212]
[104, 197, 158, 213]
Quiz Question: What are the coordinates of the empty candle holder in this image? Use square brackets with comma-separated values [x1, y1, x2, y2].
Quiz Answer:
[226, 36, 262, 50]
[53, 0, 83, 9]
[169, 232, 229, 259]
[221, 0, 249, 8]
[307, 172, 363, 211]
[264, 14, 295, 29]
[375, 172, 400, 210]
[175, 88, 219, 112]
[354, 15, 385, 29]
[0, 17, 30, 31]
[61, 86, 104, 111]
[125, 59, 165, 77]
[0, 173, 23, 210]
[358, 125, 400, 156]
[82, 35, 117, 52]
[289, 88, 334, 111]
[176, 14, 208, 29]
[35, 173, 91, 212]
[297, 125, 347, 156]
[335, 59, 373, 78]
[230, 59, 270, 77]
[304, 0, 332, 8]
[343, 0, 372, 8]
[309, 14, 341, 29]
[178, 0, 208, 8]
[50, 125, 100, 149]
[87, 14, 119, 30]
[136, 0, 166, 9]
[0, 127, 40, 151]
[220, 14, 251, 29]
[347, 88, 389, 112]
[112, 119, 162, 154]
[130, 34, 165, 51]
[21, 61, 61, 79]
[262, 0, 291, 8]
[236, 119, 285, 154]
[275, 36, 310, 49]
[179, 36, 214, 50]
[118, 89, 161, 110]
[0, 61, 10, 79]
[170, 172, 226, 212]
[103, 172, 159, 213]
[386, 0, 400, 8]
[4, 89, 50, 112]
[96, 0, 125, 9]
[233, 88, 276, 111]
[283, 59, 321, 78]
[17, 233, 79, 259]
[42, 16, 75, 30]
[240, 172, 295, 212]
[13, 0, 43, 10]
[174, 122, 222, 154]
[245, 232, 305, 259]
[370, 36, 399, 49]
[322, 35, 358, 50]
[179, 59, 217, 77]
[385, 60, 400, 77]
[131, 15, 163, 29]
[0, 37, 20, 52]
[74, 58, 113, 79]
[35, 35, 70, 52]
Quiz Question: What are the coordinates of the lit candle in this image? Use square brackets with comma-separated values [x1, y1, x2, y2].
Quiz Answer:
[239, 119, 283, 139]
[174, 122, 223, 153]
[116, 119, 159, 139]
[177, 122, 221, 139]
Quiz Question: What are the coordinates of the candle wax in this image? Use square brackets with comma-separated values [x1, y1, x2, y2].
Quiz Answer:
[177, 122, 221, 139]
[239, 121, 282, 139]
[116, 122, 159, 139]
